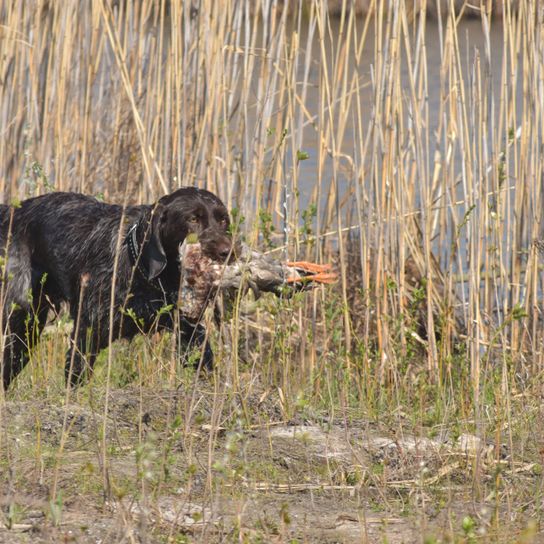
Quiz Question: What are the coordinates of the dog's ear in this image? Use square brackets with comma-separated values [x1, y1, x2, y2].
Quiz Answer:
[141, 205, 167, 280]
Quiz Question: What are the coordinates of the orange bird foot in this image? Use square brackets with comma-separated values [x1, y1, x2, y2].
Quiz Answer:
[285, 261, 337, 285]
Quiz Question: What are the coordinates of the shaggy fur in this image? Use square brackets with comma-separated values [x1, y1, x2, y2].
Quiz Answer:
[0, 188, 234, 389]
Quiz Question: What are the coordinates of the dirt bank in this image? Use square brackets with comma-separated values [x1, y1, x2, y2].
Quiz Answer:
[1, 386, 540, 543]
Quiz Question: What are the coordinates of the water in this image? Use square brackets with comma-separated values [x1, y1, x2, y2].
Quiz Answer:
[265, 15, 531, 319]
[292, 17, 509, 207]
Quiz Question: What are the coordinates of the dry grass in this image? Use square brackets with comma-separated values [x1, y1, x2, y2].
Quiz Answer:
[1, 0, 544, 542]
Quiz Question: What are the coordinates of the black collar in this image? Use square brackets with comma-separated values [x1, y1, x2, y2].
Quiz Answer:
[124, 221, 174, 302]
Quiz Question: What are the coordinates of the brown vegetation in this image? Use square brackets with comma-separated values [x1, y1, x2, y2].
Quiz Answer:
[1, 0, 543, 541]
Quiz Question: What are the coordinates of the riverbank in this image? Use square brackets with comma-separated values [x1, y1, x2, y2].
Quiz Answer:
[1, 373, 540, 542]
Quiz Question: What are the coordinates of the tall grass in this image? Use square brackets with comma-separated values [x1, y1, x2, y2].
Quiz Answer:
[1, 0, 543, 539]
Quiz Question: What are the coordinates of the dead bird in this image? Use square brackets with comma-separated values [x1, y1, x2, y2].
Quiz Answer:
[178, 237, 336, 321]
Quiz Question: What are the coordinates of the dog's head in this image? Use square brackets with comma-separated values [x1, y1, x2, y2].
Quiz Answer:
[140, 187, 237, 280]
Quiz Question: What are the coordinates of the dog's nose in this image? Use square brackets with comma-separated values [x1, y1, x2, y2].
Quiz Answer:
[217, 243, 232, 261]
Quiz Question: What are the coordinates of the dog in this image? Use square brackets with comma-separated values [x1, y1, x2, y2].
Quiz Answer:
[0, 188, 235, 389]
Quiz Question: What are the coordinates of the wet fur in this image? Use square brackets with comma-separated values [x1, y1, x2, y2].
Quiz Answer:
[0, 188, 233, 389]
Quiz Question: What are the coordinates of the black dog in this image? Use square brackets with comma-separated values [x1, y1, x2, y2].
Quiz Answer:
[0, 188, 234, 389]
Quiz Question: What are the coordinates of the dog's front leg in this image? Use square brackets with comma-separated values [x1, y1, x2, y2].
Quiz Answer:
[177, 316, 214, 371]
[65, 320, 102, 387]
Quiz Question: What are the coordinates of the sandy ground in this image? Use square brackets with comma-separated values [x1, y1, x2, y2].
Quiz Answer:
[1, 388, 542, 543]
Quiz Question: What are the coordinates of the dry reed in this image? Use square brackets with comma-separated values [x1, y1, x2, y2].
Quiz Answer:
[0, 0, 543, 540]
